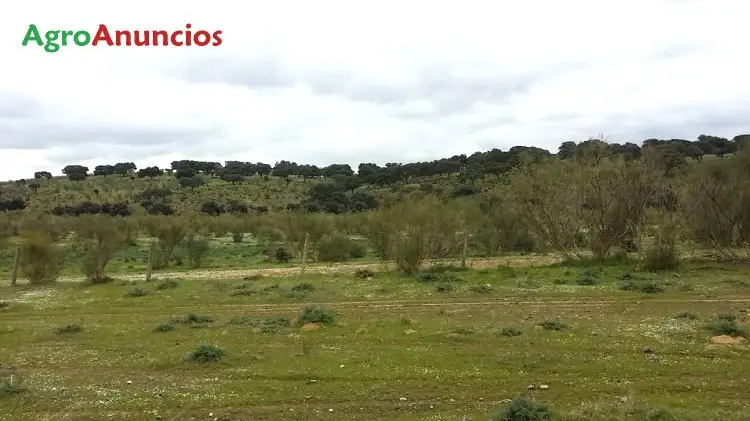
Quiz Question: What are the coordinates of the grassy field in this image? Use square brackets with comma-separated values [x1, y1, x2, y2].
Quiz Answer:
[1, 257, 749, 420]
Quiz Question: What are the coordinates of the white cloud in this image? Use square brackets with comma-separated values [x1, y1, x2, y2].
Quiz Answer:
[1, 0, 748, 180]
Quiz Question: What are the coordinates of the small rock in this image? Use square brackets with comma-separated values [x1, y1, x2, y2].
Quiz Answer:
[404, 329, 417, 335]
[209, 413, 213, 417]
[449, 398, 455, 403]
[527, 384, 535, 390]
[539, 384, 549, 389]
[126, 380, 132, 385]
[329, 408, 334, 412]
[399, 397, 407, 401]
[644, 347, 653, 353]
[340, 364, 344, 368]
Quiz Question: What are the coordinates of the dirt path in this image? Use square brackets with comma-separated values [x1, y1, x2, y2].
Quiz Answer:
[5, 297, 749, 319]
[56, 254, 564, 283]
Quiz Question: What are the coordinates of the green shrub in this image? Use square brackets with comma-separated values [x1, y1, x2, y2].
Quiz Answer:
[185, 233, 210, 268]
[316, 234, 353, 262]
[55, 324, 83, 334]
[291, 282, 315, 292]
[298, 306, 336, 325]
[19, 231, 63, 285]
[435, 282, 455, 292]
[576, 270, 599, 285]
[354, 268, 375, 279]
[187, 344, 226, 363]
[125, 287, 150, 297]
[156, 280, 179, 290]
[499, 327, 523, 337]
[470, 284, 492, 294]
[709, 319, 745, 337]
[539, 320, 568, 331]
[274, 247, 293, 263]
[675, 311, 698, 320]
[153, 323, 175, 332]
[490, 395, 558, 421]
[0, 372, 25, 397]
[171, 313, 214, 326]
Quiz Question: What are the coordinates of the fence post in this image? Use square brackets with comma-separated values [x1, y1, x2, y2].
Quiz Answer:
[146, 240, 155, 281]
[301, 232, 310, 275]
[10, 246, 20, 286]
[461, 230, 468, 269]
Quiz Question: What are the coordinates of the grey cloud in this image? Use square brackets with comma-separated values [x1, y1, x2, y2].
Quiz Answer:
[0, 119, 217, 151]
[173, 56, 591, 119]
[0, 92, 44, 119]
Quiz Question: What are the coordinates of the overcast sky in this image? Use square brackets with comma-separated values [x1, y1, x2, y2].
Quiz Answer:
[1, 0, 748, 181]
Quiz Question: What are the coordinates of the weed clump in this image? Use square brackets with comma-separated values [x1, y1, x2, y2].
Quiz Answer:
[125, 287, 150, 297]
[187, 344, 226, 363]
[354, 268, 375, 279]
[153, 323, 175, 332]
[708, 317, 746, 337]
[539, 320, 568, 331]
[435, 282, 455, 292]
[499, 327, 523, 337]
[55, 324, 83, 334]
[170, 312, 214, 328]
[0, 302, 9, 310]
[0, 371, 25, 397]
[291, 282, 315, 292]
[490, 395, 558, 421]
[576, 270, 599, 285]
[619, 274, 665, 293]
[470, 284, 492, 294]
[156, 280, 179, 290]
[675, 311, 698, 320]
[298, 306, 336, 326]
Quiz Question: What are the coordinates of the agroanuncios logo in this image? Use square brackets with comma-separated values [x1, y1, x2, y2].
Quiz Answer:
[21, 23, 223, 53]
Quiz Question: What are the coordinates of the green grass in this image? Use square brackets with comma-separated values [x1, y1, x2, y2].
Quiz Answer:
[0, 260, 749, 420]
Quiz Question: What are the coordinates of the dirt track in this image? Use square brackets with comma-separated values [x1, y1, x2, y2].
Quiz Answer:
[56, 254, 564, 283]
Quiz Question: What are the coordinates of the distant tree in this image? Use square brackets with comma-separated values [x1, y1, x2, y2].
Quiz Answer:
[255, 162, 272, 177]
[93, 165, 115, 176]
[557, 141, 577, 159]
[174, 168, 196, 179]
[200, 201, 224, 215]
[178, 176, 205, 189]
[62, 165, 89, 181]
[113, 162, 137, 176]
[137, 166, 163, 178]
[34, 171, 52, 179]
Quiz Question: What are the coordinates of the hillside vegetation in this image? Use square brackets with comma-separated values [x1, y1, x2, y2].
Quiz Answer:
[1, 134, 750, 420]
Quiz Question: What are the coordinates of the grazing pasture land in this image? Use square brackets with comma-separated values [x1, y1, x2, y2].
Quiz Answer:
[1, 257, 749, 421]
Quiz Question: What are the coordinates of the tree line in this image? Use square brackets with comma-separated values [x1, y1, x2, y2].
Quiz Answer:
[2, 141, 749, 286]
[11, 133, 748, 185]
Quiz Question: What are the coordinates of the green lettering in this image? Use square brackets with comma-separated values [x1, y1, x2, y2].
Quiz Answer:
[73, 31, 91, 46]
[61, 30, 73, 45]
[44, 30, 60, 53]
[21, 24, 43, 46]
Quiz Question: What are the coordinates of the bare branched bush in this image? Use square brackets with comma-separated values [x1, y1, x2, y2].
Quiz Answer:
[141, 216, 189, 269]
[682, 148, 750, 260]
[73, 215, 132, 283]
[19, 230, 63, 284]
[185, 232, 210, 268]
[362, 196, 462, 274]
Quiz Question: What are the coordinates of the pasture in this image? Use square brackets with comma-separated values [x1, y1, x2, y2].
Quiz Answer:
[1, 254, 749, 420]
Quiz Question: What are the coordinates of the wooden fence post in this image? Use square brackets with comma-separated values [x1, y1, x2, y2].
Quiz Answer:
[10, 247, 20, 286]
[146, 240, 155, 281]
[301, 233, 310, 275]
[461, 230, 468, 269]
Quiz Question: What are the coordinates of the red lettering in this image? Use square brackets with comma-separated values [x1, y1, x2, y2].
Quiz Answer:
[184, 23, 192, 46]
[212, 30, 222, 46]
[170, 30, 183, 46]
[92, 24, 113, 46]
[193, 30, 211, 46]
[133, 31, 149, 46]
[152, 30, 169, 46]
[115, 30, 131, 46]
